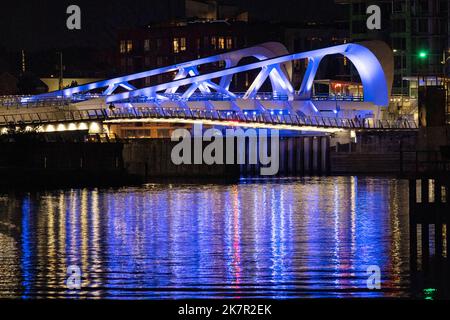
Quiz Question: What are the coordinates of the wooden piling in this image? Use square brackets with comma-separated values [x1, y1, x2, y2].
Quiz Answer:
[409, 179, 418, 272]
[409, 176, 450, 272]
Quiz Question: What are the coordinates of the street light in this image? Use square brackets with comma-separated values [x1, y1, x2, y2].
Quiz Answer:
[56, 52, 64, 91]
[441, 50, 450, 65]
[440, 49, 450, 78]
[441, 49, 450, 115]
[418, 50, 428, 60]
[416, 50, 428, 97]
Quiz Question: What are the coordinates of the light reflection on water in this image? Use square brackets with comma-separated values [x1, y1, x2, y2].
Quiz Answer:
[0, 177, 412, 299]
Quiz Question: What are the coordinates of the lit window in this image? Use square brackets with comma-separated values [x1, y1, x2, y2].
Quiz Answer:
[218, 37, 225, 50]
[180, 37, 186, 51]
[211, 37, 217, 50]
[226, 37, 233, 49]
[120, 40, 126, 53]
[173, 37, 187, 53]
[126, 40, 133, 53]
[173, 38, 180, 53]
[144, 39, 151, 51]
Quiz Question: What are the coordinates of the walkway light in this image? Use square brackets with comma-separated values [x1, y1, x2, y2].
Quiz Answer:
[79, 123, 88, 130]
[89, 122, 101, 133]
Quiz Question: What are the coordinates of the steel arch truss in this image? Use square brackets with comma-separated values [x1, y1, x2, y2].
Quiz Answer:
[34, 41, 390, 107]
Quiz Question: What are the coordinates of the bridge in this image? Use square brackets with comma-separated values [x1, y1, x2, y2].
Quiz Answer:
[1, 41, 416, 134]
[0, 106, 418, 135]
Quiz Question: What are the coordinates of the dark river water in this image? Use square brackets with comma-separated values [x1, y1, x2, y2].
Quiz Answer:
[0, 177, 418, 299]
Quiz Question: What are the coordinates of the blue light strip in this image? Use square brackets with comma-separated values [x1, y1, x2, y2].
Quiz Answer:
[33, 43, 290, 100]
[32, 42, 390, 108]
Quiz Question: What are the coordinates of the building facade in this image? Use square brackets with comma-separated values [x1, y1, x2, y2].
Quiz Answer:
[117, 20, 349, 92]
[117, 20, 286, 92]
[336, 0, 450, 118]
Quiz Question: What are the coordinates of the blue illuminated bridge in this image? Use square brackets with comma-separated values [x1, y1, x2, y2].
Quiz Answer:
[0, 41, 418, 134]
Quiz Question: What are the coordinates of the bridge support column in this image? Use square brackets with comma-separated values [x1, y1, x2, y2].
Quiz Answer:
[304, 138, 311, 173]
[312, 137, 319, 174]
[288, 138, 295, 174]
[296, 138, 304, 175]
[298, 57, 324, 99]
[321, 136, 330, 174]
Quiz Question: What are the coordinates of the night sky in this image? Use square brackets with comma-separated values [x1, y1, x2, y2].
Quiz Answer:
[0, 0, 184, 51]
[0, 0, 345, 51]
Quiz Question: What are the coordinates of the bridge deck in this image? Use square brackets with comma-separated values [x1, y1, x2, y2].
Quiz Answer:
[0, 106, 418, 132]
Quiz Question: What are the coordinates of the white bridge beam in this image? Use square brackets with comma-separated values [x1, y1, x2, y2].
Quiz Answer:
[32, 41, 391, 111]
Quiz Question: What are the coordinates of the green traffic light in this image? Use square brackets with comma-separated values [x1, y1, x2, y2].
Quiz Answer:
[419, 51, 428, 59]
[423, 288, 437, 300]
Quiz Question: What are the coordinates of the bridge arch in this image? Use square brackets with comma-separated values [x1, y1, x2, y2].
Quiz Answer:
[298, 41, 393, 106]
[32, 41, 391, 109]
[220, 42, 292, 96]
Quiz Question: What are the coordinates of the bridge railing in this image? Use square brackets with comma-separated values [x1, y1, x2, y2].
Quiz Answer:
[0, 106, 419, 130]
[113, 92, 292, 103]
[312, 94, 364, 102]
[0, 95, 73, 108]
[1, 92, 293, 107]
[103, 107, 417, 130]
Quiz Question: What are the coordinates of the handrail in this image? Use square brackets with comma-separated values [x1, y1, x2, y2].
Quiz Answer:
[2, 92, 371, 107]
[0, 106, 419, 130]
[0, 92, 293, 107]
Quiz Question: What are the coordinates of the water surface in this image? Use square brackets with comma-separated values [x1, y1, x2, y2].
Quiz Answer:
[0, 177, 413, 299]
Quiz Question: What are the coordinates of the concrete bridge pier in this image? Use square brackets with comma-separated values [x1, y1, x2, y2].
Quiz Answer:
[240, 135, 330, 177]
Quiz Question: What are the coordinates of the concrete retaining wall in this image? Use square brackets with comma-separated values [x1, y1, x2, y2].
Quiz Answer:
[240, 136, 330, 176]
[330, 131, 418, 174]
[123, 136, 331, 179]
[122, 139, 240, 180]
[0, 141, 128, 187]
